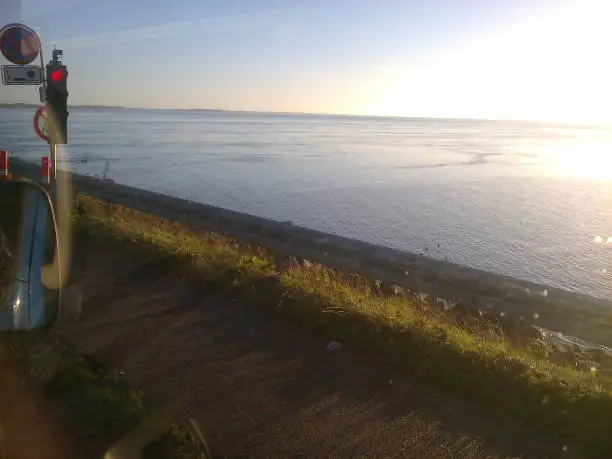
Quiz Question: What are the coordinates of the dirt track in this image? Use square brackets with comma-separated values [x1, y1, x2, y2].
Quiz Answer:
[53, 236, 576, 458]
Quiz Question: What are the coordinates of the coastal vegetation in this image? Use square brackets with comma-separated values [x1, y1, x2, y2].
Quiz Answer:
[73, 193, 612, 457]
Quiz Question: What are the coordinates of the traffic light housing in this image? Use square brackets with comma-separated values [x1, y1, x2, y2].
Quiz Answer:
[45, 58, 68, 146]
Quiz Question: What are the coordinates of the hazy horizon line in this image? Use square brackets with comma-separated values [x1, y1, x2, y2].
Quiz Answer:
[1, 102, 607, 129]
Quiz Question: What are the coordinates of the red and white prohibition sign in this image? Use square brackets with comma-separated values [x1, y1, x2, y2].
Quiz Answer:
[33, 105, 49, 143]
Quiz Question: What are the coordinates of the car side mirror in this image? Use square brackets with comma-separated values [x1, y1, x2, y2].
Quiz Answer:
[0, 179, 63, 331]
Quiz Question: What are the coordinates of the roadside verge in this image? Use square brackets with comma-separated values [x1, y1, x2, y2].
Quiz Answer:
[74, 193, 612, 458]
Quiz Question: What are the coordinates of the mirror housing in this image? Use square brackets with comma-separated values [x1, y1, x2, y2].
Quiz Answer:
[0, 179, 61, 331]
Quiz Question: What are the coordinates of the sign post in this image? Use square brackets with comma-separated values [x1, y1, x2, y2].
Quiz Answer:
[0, 23, 69, 183]
[0, 23, 44, 93]
[0, 23, 47, 147]
[0, 23, 68, 183]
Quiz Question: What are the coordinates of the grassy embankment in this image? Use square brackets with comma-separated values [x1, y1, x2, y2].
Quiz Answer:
[75, 194, 612, 457]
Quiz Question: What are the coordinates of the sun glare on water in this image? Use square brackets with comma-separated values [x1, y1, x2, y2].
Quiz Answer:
[548, 138, 612, 179]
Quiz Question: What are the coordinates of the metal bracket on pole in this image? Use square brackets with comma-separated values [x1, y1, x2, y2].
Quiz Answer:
[39, 43, 46, 101]
[39, 34, 55, 181]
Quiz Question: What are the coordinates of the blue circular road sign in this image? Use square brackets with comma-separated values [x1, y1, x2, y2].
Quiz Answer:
[0, 23, 41, 65]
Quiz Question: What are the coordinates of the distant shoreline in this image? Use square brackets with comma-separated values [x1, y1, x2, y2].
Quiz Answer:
[1, 103, 608, 129]
[0, 103, 130, 109]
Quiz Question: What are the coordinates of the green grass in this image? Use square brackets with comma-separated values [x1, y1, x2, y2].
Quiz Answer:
[75, 194, 612, 457]
[0, 331, 208, 458]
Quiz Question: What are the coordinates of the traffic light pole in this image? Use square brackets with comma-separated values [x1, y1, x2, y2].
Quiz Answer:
[42, 47, 73, 291]
[39, 47, 55, 180]
[39, 45, 46, 101]
[44, 47, 68, 183]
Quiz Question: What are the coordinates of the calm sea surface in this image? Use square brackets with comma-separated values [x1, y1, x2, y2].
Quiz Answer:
[2, 107, 612, 300]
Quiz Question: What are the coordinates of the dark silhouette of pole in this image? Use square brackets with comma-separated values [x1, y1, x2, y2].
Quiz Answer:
[45, 48, 68, 146]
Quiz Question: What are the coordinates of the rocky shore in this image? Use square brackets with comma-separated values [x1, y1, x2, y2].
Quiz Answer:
[10, 157, 612, 355]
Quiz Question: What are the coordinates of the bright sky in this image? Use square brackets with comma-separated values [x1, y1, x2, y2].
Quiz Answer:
[1, 0, 612, 124]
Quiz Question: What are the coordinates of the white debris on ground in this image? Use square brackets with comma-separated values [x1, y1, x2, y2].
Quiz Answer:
[536, 327, 612, 355]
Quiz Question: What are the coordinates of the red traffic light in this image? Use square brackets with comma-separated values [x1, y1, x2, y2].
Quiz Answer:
[51, 69, 67, 82]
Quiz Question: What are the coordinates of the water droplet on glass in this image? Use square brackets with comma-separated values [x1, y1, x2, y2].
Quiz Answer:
[594, 236, 603, 243]
[534, 312, 540, 319]
[500, 312, 506, 317]
[603, 268, 608, 274]
[542, 289, 548, 297]
[525, 288, 531, 293]
[562, 445, 568, 452]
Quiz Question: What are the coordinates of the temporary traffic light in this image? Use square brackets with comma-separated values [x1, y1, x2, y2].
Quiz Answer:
[51, 68, 67, 83]
[45, 50, 68, 146]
